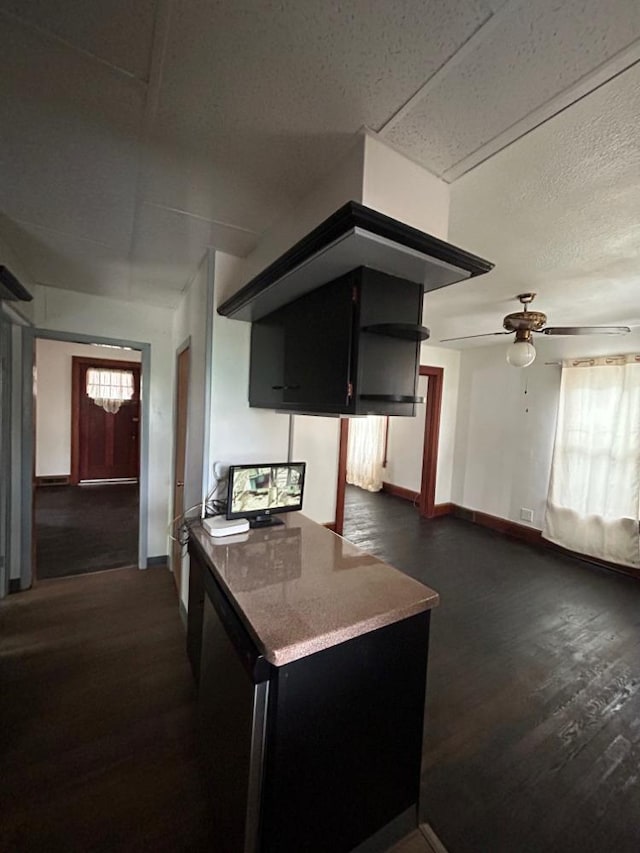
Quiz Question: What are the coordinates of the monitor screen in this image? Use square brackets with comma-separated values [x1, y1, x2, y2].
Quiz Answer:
[226, 462, 306, 523]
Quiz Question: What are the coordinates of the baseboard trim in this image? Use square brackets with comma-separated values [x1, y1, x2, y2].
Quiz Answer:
[147, 555, 169, 568]
[432, 502, 454, 517]
[35, 475, 70, 487]
[382, 482, 419, 503]
[451, 504, 640, 581]
[451, 504, 542, 546]
[381, 486, 453, 520]
[420, 822, 450, 853]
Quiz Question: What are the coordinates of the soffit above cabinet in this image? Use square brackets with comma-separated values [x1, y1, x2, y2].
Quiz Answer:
[217, 202, 493, 322]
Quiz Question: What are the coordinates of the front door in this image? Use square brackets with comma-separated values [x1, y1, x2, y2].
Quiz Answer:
[71, 357, 141, 483]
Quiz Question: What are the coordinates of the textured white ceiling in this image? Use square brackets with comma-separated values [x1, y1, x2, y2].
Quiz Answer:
[0, 0, 157, 80]
[0, 0, 639, 308]
[424, 60, 640, 353]
[382, 0, 640, 178]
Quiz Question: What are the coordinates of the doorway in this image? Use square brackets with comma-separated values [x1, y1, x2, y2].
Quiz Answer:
[71, 356, 141, 483]
[334, 366, 444, 536]
[33, 340, 143, 580]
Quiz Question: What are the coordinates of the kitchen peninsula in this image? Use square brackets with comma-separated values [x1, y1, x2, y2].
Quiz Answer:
[188, 513, 439, 853]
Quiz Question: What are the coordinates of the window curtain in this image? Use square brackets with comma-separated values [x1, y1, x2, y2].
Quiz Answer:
[346, 416, 387, 492]
[542, 355, 640, 568]
[86, 368, 134, 414]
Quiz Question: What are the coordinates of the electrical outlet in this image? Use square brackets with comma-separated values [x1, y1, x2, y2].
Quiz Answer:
[520, 507, 534, 523]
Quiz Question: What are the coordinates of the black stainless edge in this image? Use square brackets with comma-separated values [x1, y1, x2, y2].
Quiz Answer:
[217, 201, 494, 318]
[360, 394, 425, 404]
[244, 680, 269, 853]
[362, 323, 431, 342]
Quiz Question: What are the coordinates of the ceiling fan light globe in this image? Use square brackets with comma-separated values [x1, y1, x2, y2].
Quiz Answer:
[506, 340, 536, 368]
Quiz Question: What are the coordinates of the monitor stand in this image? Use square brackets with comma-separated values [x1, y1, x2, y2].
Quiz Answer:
[249, 515, 284, 529]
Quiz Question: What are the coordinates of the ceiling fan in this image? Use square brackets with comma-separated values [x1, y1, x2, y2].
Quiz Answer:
[440, 293, 631, 367]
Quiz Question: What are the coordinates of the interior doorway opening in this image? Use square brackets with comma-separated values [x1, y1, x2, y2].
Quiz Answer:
[33, 338, 143, 581]
[334, 366, 444, 537]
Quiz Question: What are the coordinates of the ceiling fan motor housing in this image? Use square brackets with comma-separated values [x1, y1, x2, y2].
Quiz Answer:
[503, 310, 547, 332]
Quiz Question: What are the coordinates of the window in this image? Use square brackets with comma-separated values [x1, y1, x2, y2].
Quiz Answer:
[86, 368, 134, 414]
[543, 355, 640, 568]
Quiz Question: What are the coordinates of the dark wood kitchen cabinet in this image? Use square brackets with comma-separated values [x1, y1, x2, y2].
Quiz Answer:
[187, 516, 439, 853]
[249, 266, 427, 417]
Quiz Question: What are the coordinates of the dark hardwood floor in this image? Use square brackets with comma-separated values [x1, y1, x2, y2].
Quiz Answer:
[0, 561, 432, 853]
[343, 485, 640, 853]
[6, 489, 640, 852]
[35, 484, 139, 579]
[0, 567, 217, 852]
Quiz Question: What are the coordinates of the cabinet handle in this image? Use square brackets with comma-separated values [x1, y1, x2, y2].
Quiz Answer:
[271, 384, 300, 391]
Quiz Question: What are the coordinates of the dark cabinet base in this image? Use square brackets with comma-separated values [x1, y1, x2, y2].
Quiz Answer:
[189, 538, 431, 853]
[262, 611, 430, 853]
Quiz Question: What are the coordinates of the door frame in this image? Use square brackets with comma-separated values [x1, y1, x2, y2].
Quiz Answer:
[0, 314, 11, 598]
[333, 364, 444, 535]
[172, 337, 191, 592]
[21, 328, 151, 588]
[70, 356, 142, 484]
[417, 365, 444, 518]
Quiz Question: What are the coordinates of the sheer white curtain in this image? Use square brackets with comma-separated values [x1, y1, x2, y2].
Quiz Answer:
[542, 355, 640, 568]
[346, 416, 387, 492]
[86, 368, 134, 414]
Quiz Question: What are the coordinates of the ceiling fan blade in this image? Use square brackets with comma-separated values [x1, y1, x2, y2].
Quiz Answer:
[439, 331, 511, 342]
[540, 326, 631, 336]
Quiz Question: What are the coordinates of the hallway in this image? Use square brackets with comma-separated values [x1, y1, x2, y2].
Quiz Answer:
[35, 483, 139, 579]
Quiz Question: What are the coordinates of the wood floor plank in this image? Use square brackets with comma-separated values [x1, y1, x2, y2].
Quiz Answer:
[5, 490, 640, 852]
[343, 486, 640, 853]
[0, 567, 215, 852]
[35, 484, 139, 579]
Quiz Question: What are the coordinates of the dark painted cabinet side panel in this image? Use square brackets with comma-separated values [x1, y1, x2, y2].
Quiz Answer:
[186, 547, 205, 681]
[198, 593, 258, 853]
[355, 269, 423, 417]
[261, 611, 430, 853]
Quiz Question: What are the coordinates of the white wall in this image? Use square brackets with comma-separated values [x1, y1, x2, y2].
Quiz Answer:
[452, 343, 559, 527]
[33, 285, 175, 558]
[451, 330, 640, 529]
[362, 134, 450, 238]
[209, 252, 290, 480]
[172, 255, 209, 512]
[35, 339, 141, 477]
[219, 137, 366, 303]
[171, 253, 213, 606]
[291, 416, 341, 525]
[384, 374, 428, 494]
[420, 344, 461, 505]
[380, 344, 461, 506]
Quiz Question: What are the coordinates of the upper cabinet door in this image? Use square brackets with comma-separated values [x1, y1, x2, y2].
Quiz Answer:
[282, 273, 355, 412]
[249, 312, 287, 408]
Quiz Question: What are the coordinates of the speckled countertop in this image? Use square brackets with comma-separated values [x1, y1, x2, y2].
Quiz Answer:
[190, 512, 439, 667]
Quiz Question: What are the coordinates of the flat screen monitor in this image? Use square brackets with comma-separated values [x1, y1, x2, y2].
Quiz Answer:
[226, 462, 306, 528]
